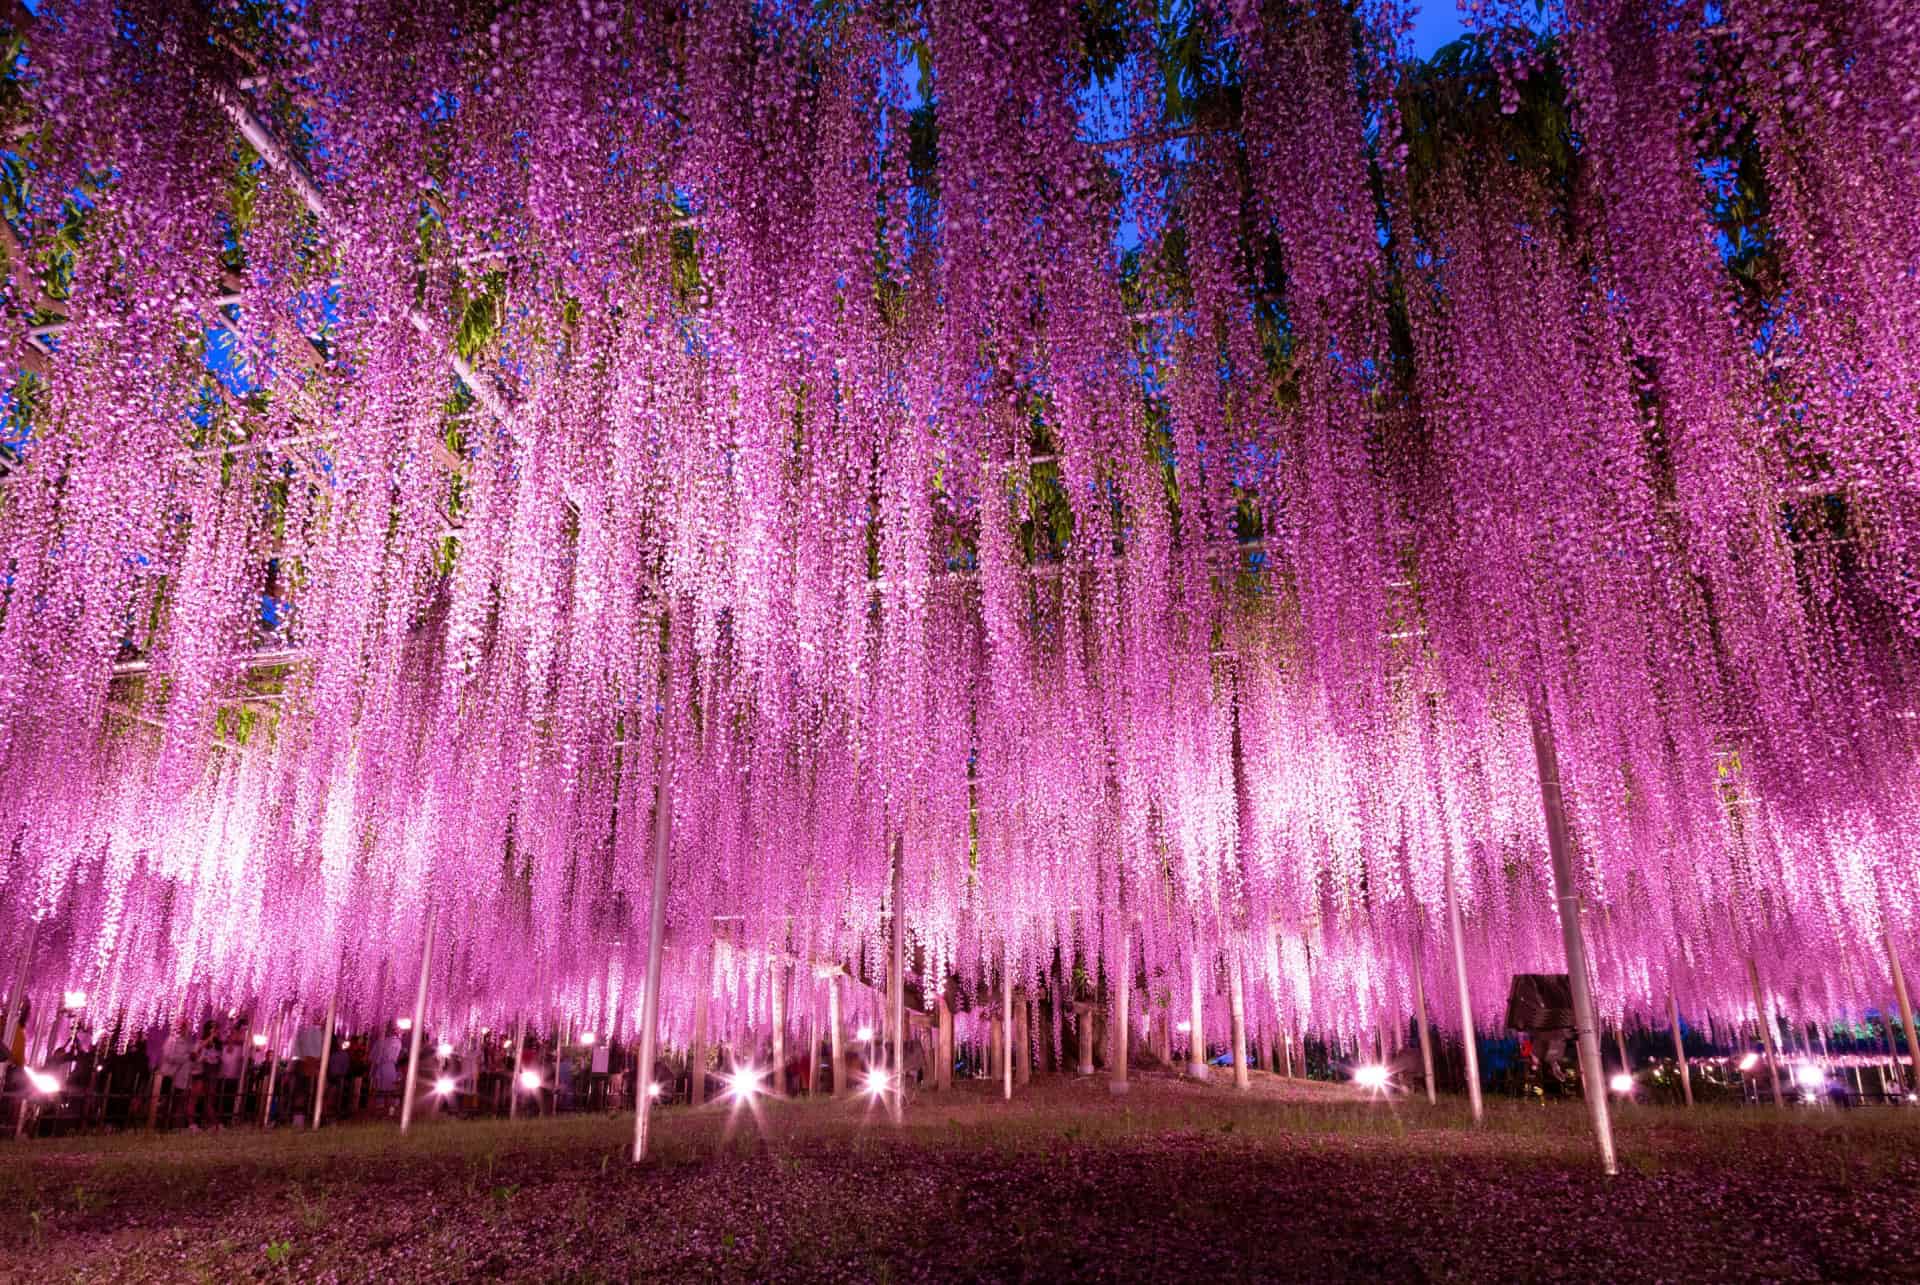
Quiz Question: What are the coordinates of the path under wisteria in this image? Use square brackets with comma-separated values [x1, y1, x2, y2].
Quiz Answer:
[7, 1077, 1913, 1282]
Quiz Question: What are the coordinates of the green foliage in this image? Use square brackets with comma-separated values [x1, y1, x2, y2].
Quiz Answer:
[451, 271, 507, 361]
[1155, 0, 1240, 130]
[1397, 31, 1577, 214]
[223, 144, 263, 274]
[1077, 0, 1131, 84]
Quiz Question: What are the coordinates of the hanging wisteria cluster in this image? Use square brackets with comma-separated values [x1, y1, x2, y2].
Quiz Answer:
[1, 0, 1917, 1060]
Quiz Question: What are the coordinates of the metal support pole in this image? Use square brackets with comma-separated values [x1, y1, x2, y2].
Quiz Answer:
[1527, 694, 1615, 1174]
[400, 907, 437, 1134]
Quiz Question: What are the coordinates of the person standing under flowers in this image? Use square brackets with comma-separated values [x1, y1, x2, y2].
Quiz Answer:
[220, 1019, 248, 1120]
[157, 1019, 193, 1129]
[187, 1021, 223, 1130]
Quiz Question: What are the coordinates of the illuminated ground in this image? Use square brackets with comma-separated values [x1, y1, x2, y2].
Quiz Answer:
[4, 1074, 1914, 1282]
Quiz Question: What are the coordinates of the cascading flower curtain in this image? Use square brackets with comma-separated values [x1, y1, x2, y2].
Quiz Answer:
[0, 0, 1914, 1051]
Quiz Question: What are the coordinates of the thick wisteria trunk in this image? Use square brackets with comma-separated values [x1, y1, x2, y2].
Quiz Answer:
[1077, 1000, 1095, 1077]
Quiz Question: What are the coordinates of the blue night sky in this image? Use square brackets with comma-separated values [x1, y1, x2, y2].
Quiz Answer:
[1408, 3, 1468, 59]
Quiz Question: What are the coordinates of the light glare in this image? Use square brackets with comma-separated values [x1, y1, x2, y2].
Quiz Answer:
[1353, 1064, 1390, 1090]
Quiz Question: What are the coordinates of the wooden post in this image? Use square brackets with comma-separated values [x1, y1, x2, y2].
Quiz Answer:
[260, 1005, 285, 1127]
[1001, 958, 1013, 1101]
[771, 960, 787, 1098]
[1227, 950, 1250, 1090]
[1446, 867, 1483, 1124]
[1412, 943, 1437, 1105]
[1745, 956, 1785, 1107]
[1188, 947, 1209, 1079]
[632, 698, 674, 1162]
[1668, 990, 1693, 1107]
[1109, 928, 1131, 1095]
[1076, 998, 1095, 1075]
[890, 834, 906, 1119]
[312, 988, 337, 1130]
[1014, 987, 1031, 1086]
[828, 973, 845, 1097]
[400, 907, 437, 1134]
[690, 941, 712, 1106]
[1527, 694, 1613, 1173]
[936, 991, 954, 1090]
[1887, 934, 1920, 1098]
[509, 1009, 527, 1120]
[808, 998, 823, 1099]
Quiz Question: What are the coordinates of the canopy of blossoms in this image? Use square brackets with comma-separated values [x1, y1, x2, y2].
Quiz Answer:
[1, 0, 1916, 1065]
